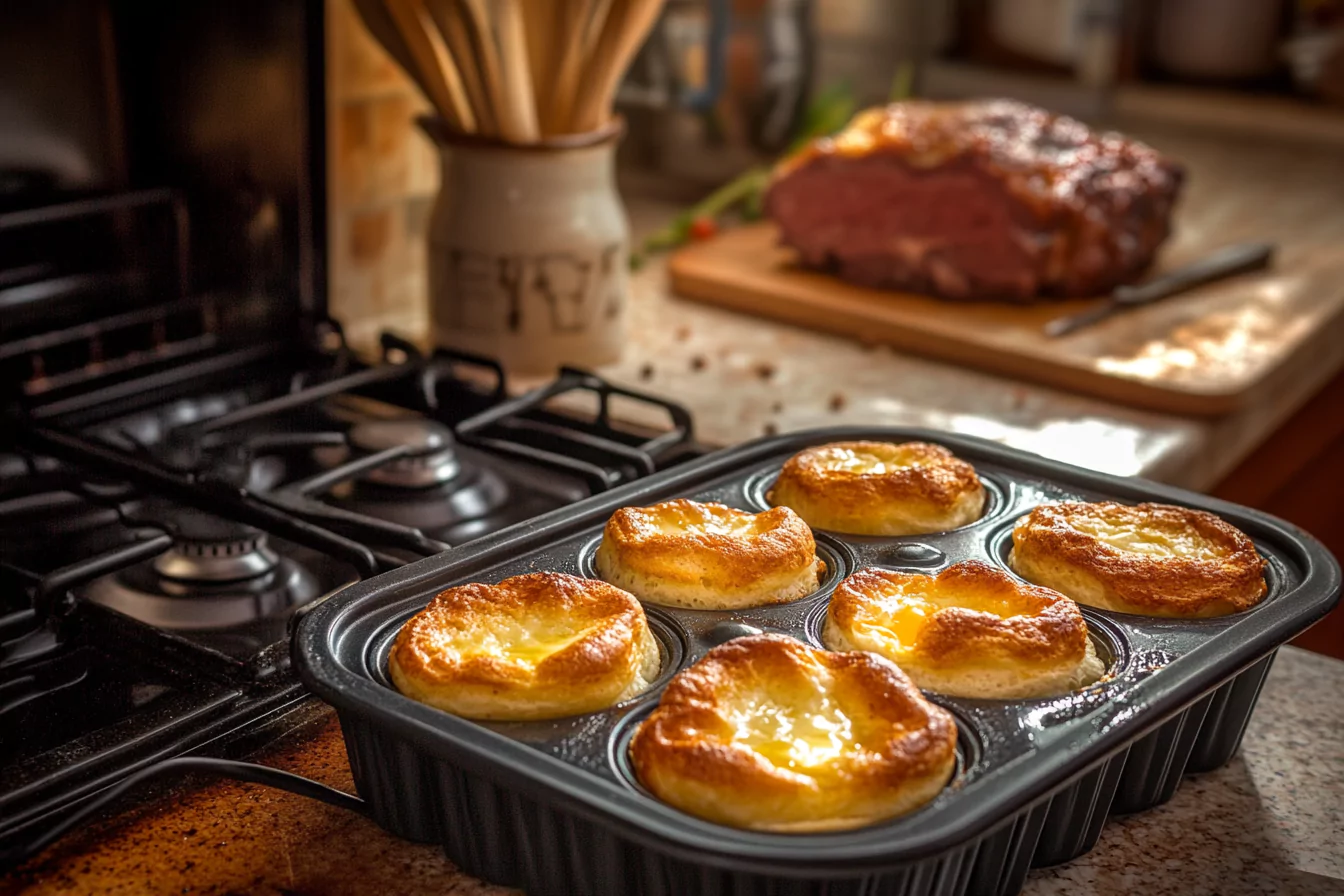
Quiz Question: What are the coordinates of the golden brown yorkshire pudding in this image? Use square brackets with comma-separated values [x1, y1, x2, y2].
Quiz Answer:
[1009, 502, 1268, 618]
[768, 441, 985, 536]
[630, 634, 957, 832]
[595, 499, 824, 609]
[824, 561, 1104, 699]
[389, 572, 659, 721]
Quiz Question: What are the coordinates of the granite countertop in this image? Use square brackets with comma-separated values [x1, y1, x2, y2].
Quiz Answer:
[10, 646, 1343, 895]
[592, 242, 1212, 488]
[578, 201, 1338, 494]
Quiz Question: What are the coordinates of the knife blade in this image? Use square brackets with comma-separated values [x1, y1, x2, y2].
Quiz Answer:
[1043, 242, 1275, 338]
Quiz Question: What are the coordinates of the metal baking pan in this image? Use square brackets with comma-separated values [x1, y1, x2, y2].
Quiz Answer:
[294, 427, 1341, 896]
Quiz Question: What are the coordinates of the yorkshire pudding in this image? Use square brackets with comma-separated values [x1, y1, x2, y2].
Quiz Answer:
[824, 561, 1104, 699]
[1009, 502, 1268, 618]
[768, 441, 985, 536]
[595, 499, 824, 610]
[389, 572, 659, 720]
[630, 634, 957, 832]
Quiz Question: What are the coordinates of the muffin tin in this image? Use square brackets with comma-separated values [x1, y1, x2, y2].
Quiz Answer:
[294, 427, 1341, 896]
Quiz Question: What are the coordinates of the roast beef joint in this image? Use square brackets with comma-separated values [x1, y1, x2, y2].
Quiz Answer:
[764, 100, 1185, 302]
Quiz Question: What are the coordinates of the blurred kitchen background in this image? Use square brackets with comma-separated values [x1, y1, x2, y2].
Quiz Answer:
[3, 0, 1340, 656]
[327, 0, 1344, 348]
[323, 0, 1344, 657]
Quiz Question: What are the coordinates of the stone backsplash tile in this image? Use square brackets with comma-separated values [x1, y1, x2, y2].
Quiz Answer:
[347, 206, 393, 267]
[334, 203, 415, 297]
[405, 195, 435, 244]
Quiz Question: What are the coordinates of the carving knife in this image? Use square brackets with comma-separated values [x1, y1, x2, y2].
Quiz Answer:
[1043, 242, 1275, 338]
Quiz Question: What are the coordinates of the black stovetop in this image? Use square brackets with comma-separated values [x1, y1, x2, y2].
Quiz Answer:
[0, 336, 698, 850]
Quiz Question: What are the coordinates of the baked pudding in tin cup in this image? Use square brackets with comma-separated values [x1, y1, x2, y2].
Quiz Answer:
[1009, 502, 1268, 618]
[630, 634, 958, 832]
[388, 572, 660, 721]
[823, 561, 1106, 700]
[768, 441, 986, 536]
[595, 498, 824, 610]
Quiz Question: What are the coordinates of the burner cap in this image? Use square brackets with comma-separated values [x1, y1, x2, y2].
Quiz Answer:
[153, 509, 279, 582]
[85, 556, 322, 632]
[347, 419, 461, 489]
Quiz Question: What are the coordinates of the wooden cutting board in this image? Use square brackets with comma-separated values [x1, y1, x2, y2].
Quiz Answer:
[667, 131, 1344, 417]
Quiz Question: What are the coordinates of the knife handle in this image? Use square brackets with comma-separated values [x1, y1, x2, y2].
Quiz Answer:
[1114, 242, 1275, 306]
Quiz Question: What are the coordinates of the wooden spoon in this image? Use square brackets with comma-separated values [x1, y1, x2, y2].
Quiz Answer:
[384, 0, 478, 132]
[489, 0, 541, 142]
[425, 0, 497, 135]
[571, 0, 665, 133]
[454, 0, 506, 130]
[546, 0, 595, 135]
[457, 0, 534, 143]
[582, 0, 617, 55]
[519, 0, 557, 129]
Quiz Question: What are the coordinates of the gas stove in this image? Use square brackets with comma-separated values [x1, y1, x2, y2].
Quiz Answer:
[0, 0, 701, 854]
[1, 224, 697, 855]
[1, 337, 697, 850]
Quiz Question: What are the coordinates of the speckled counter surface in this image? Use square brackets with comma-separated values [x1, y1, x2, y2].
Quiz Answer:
[371, 192, 1341, 495]
[592, 248, 1209, 486]
[1026, 647, 1344, 896]
[8, 646, 1343, 896]
[585, 209, 1343, 494]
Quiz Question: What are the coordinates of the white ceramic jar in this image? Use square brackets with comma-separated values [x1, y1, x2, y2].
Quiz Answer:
[421, 118, 628, 377]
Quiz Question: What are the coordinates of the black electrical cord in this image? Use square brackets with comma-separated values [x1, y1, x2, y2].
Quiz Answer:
[1, 757, 367, 869]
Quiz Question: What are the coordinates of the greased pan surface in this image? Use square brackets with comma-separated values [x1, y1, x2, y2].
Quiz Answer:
[294, 427, 1340, 890]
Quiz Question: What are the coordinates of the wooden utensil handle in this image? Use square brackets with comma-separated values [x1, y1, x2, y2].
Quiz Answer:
[384, 0, 476, 131]
[572, 0, 666, 132]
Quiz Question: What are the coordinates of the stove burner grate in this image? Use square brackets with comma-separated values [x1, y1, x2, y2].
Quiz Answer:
[296, 417, 520, 546]
[345, 418, 461, 489]
[83, 508, 321, 632]
[150, 509, 280, 582]
[83, 557, 320, 632]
